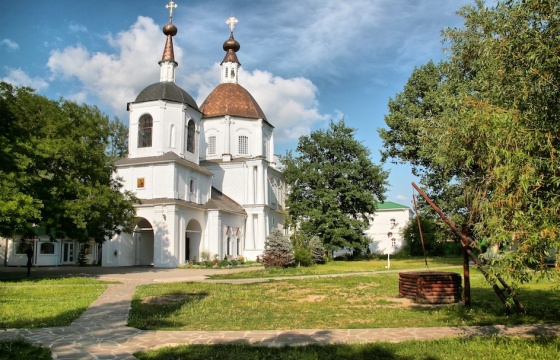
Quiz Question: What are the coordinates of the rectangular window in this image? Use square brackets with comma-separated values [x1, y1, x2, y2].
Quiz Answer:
[238, 135, 248, 155]
[16, 242, 29, 254]
[40, 242, 55, 254]
[208, 136, 216, 155]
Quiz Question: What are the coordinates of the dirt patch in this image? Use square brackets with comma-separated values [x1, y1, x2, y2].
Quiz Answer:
[297, 295, 327, 302]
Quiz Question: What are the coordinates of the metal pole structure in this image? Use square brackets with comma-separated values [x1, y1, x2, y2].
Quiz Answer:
[411, 182, 525, 312]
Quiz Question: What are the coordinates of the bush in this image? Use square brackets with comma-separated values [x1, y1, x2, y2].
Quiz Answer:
[294, 247, 313, 267]
[263, 229, 294, 268]
[308, 236, 326, 264]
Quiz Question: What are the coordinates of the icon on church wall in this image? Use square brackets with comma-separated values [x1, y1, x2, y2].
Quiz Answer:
[137, 178, 145, 188]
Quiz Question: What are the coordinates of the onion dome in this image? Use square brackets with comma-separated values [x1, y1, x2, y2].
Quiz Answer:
[161, 22, 178, 63]
[200, 83, 266, 120]
[222, 33, 240, 65]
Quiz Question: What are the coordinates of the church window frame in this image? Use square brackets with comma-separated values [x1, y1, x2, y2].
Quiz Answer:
[238, 135, 248, 155]
[186, 120, 196, 153]
[208, 135, 216, 155]
[138, 114, 153, 148]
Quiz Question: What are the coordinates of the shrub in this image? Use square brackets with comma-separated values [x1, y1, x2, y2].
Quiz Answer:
[308, 236, 326, 264]
[294, 247, 313, 267]
[237, 256, 245, 264]
[200, 251, 211, 262]
[263, 229, 294, 268]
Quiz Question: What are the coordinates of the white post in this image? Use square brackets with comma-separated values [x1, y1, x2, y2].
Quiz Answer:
[387, 253, 391, 269]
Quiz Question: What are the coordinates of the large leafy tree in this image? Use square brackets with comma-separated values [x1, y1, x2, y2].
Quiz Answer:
[379, 0, 560, 281]
[0, 82, 137, 242]
[282, 119, 388, 252]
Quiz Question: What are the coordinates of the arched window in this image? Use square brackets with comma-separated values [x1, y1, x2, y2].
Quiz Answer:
[187, 120, 195, 153]
[238, 135, 248, 155]
[138, 114, 153, 148]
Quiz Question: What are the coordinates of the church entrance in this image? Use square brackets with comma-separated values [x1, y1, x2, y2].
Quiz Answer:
[185, 219, 201, 263]
[133, 218, 154, 266]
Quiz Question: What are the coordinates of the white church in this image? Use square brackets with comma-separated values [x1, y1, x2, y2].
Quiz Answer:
[101, 6, 286, 267]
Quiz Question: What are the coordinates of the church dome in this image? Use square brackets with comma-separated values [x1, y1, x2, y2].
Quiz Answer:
[134, 82, 199, 111]
[200, 83, 267, 121]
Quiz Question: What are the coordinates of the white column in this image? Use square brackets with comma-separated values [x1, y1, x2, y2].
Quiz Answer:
[257, 164, 264, 204]
[257, 212, 266, 250]
[222, 116, 231, 161]
[245, 214, 254, 250]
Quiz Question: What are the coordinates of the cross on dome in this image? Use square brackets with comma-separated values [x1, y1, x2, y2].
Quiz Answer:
[226, 16, 238, 33]
[166, 1, 178, 21]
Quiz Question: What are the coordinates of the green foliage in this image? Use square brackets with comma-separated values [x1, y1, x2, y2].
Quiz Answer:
[263, 229, 294, 268]
[378, 0, 560, 282]
[294, 247, 313, 267]
[107, 116, 128, 162]
[0, 82, 137, 242]
[401, 216, 462, 257]
[282, 119, 388, 252]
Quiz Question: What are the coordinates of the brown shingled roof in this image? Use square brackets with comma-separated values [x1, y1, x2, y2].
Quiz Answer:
[200, 83, 268, 121]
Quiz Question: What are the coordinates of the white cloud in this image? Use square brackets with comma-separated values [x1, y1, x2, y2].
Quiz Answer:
[1, 38, 19, 51]
[47, 16, 175, 115]
[2, 68, 48, 90]
[190, 66, 327, 143]
[395, 194, 408, 203]
[68, 22, 88, 33]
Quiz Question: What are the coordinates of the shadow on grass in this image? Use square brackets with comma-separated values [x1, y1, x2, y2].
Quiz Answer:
[406, 286, 560, 326]
[128, 291, 209, 330]
[134, 340, 420, 360]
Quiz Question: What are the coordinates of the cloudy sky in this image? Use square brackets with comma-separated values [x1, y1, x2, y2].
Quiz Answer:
[1, 0, 473, 205]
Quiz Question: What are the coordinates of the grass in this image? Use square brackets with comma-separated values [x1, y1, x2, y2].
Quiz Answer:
[207, 256, 463, 279]
[0, 277, 112, 329]
[134, 336, 560, 360]
[128, 271, 560, 331]
[0, 339, 51, 360]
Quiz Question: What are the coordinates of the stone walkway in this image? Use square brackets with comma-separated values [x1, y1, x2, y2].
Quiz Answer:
[1, 267, 560, 359]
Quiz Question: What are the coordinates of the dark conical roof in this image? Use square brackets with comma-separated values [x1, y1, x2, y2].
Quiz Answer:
[134, 82, 199, 110]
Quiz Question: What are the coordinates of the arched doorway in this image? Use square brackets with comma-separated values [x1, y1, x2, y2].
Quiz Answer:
[185, 219, 201, 263]
[134, 218, 154, 266]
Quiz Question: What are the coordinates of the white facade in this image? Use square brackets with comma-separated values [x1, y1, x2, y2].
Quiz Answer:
[101, 13, 285, 267]
[2, 236, 99, 267]
[366, 202, 413, 255]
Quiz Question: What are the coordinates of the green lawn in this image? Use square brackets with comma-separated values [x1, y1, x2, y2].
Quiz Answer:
[0, 339, 51, 360]
[135, 336, 560, 360]
[207, 256, 463, 279]
[0, 277, 111, 329]
[128, 272, 560, 331]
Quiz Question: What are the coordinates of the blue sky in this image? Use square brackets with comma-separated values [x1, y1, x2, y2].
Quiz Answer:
[1, 0, 472, 206]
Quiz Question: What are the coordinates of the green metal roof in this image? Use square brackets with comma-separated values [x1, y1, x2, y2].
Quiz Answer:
[376, 201, 410, 210]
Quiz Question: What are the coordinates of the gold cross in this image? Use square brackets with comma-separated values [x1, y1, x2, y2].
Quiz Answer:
[166, 1, 178, 20]
[226, 16, 238, 33]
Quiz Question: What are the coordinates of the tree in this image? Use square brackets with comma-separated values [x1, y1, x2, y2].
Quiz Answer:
[378, 0, 560, 282]
[263, 229, 294, 268]
[0, 82, 137, 242]
[282, 119, 388, 252]
[107, 116, 129, 162]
